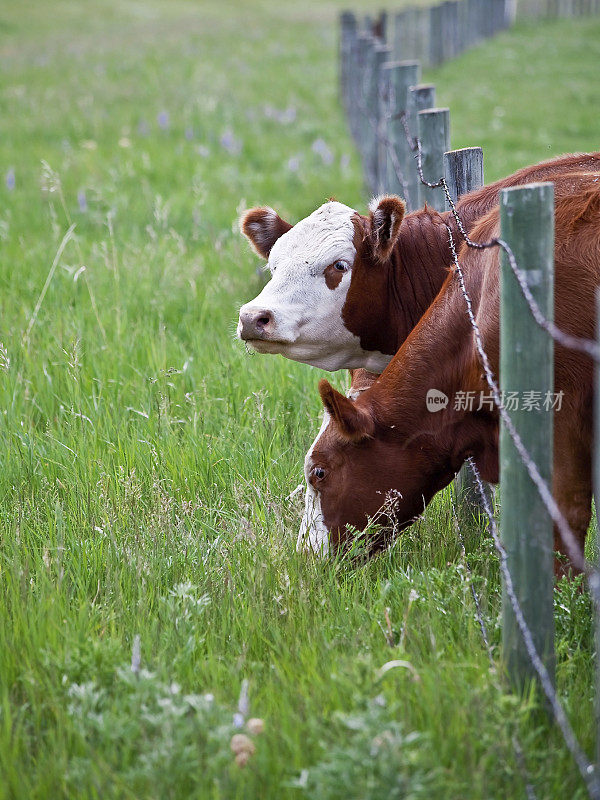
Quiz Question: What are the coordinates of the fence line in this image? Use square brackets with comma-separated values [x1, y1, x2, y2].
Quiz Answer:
[339, 5, 600, 795]
[468, 458, 600, 800]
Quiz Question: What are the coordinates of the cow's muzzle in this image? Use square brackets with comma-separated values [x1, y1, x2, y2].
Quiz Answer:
[238, 307, 275, 341]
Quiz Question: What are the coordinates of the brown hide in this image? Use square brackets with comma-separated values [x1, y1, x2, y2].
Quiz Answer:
[341, 153, 600, 359]
[312, 173, 600, 575]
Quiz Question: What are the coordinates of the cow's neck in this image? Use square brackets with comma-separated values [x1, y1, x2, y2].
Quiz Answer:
[365, 273, 499, 482]
[343, 208, 465, 366]
[387, 209, 458, 351]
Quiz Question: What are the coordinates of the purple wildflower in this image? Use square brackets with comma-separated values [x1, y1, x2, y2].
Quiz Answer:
[6, 169, 15, 191]
[220, 128, 242, 155]
[312, 138, 334, 166]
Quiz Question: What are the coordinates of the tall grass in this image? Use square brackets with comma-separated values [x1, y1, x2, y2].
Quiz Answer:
[1, 2, 600, 797]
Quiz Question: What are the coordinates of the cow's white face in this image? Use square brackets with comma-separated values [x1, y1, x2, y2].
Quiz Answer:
[238, 201, 389, 372]
[297, 410, 331, 556]
[297, 370, 378, 556]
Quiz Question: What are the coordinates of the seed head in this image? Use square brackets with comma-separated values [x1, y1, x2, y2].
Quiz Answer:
[230, 733, 255, 756]
[246, 718, 264, 735]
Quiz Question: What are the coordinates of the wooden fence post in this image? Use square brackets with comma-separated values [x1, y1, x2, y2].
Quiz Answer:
[466, 0, 481, 46]
[393, 9, 410, 60]
[403, 7, 419, 59]
[370, 44, 392, 194]
[478, 0, 488, 37]
[339, 12, 357, 112]
[345, 28, 358, 137]
[456, 0, 468, 53]
[354, 33, 370, 149]
[359, 36, 377, 187]
[444, 147, 484, 202]
[429, 4, 444, 66]
[380, 61, 421, 205]
[499, 182, 555, 689]
[415, 6, 431, 65]
[442, 1, 459, 60]
[374, 10, 388, 42]
[444, 147, 494, 516]
[407, 84, 436, 209]
[417, 107, 450, 212]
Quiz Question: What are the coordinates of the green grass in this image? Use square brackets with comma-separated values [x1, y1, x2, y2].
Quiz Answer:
[1, 2, 599, 797]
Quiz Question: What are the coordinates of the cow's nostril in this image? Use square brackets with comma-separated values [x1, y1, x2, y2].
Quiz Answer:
[256, 314, 272, 329]
[239, 308, 274, 340]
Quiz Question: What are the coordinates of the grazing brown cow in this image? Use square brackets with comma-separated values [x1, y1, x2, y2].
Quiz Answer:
[298, 174, 600, 576]
[239, 153, 600, 372]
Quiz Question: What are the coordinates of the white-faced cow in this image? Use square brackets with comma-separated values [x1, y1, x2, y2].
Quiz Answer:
[297, 173, 600, 577]
[238, 152, 600, 372]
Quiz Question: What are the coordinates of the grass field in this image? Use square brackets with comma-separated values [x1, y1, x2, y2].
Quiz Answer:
[1, 2, 600, 797]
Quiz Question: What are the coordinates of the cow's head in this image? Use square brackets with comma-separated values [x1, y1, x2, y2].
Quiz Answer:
[237, 197, 405, 372]
[297, 377, 452, 556]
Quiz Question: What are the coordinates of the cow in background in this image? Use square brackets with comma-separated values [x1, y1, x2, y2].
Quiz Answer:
[238, 153, 600, 372]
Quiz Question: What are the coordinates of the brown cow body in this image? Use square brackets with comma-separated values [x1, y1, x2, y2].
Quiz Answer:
[239, 152, 600, 372]
[300, 173, 600, 575]
[344, 153, 600, 359]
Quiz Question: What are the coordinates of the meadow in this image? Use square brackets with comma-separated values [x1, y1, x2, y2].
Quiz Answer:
[1, 1, 600, 797]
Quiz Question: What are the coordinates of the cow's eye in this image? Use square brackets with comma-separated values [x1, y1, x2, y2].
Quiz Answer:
[333, 260, 348, 272]
[312, 466, 326, 481]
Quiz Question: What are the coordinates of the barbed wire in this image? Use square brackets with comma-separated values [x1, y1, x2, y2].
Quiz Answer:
[354, 73, 600, 580]
[467, 457, 600, 800]
[446, 222, 599, 586]
[397, 107, 600, 361]
[354, 79, 600, 361]
[347, 51, 600, 798]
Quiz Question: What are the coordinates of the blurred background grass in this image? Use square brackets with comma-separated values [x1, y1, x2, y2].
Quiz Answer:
[1, 1, 599, 797]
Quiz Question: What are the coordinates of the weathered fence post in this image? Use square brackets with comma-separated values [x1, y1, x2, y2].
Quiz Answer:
[444, 147, 494, 516]
[444, 147, 484, 203]
[499, 182, 555, 689]
[354, 33, 370, 148]
[456, 0, 468, 53]
[407, 84, 436, 209]
[429, 4, 444, 66]
[379, 61, 421, 205]
[340, 12, 357, 112]
[371, 44, 392, 193]
[360, 36, 378, 188]
[466, 0, 481, 46]
[403, 7, 419, 59]
[417, 107, 450, 211]
[393, 9, 410, 60]
[442, 1, 459, 60]
[374, 10, 388, 42]
[415, 6, 431, 65]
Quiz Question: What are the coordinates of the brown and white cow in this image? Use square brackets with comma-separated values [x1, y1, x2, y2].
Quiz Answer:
[298, 174, 600, 575]
[238, 153, 600, 372]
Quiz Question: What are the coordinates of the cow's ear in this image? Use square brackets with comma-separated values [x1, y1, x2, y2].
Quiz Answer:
[368, 195, 406, 262]
[318, 379, 375, 442]
[240, 207, 293, 259]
